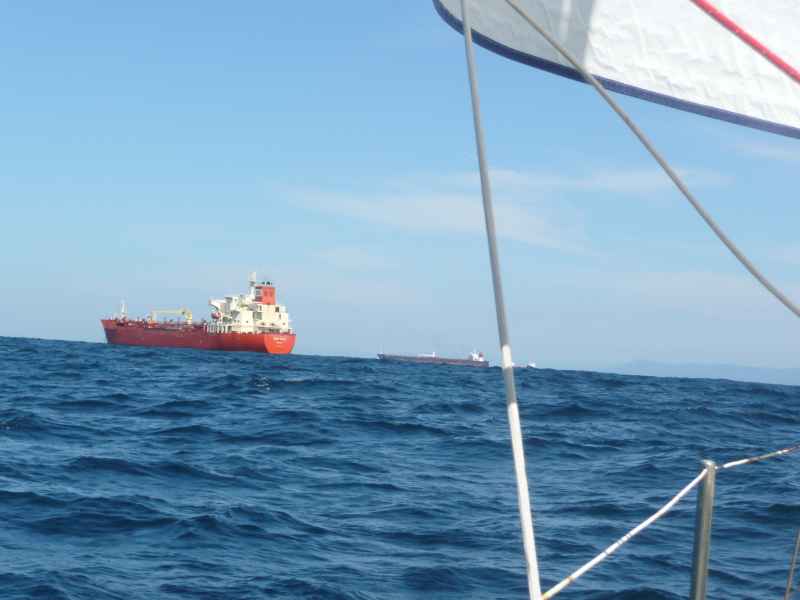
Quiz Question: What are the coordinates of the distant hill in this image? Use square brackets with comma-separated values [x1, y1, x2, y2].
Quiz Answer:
[606, 360, 800, 387]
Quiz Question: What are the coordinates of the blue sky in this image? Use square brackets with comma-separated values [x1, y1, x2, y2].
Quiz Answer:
[1, 2, 798, 370]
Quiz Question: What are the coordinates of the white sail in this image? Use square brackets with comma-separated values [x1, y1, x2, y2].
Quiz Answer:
[434, 0, 800, 138]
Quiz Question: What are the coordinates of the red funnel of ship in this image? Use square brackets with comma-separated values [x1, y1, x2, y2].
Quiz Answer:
[257, 285, 275, 305]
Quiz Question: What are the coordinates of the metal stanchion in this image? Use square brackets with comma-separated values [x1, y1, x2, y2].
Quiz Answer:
[784, 529, 800, 600]
[690, 460, 716, 600]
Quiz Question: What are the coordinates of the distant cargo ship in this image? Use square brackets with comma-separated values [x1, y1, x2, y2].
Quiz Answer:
[101, 274, 296, 354]
[377, 351, 489, 367]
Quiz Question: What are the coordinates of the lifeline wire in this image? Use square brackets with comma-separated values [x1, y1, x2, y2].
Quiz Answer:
[501, 0, 800, 320]
[459, 1, 543, 598]
[720, 442, 800, 470]
[544, 443, 800, 598]
[543, 469, 709, 599]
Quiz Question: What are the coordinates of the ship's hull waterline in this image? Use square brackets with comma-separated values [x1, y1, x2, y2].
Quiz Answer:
[102, 320, 296, 354]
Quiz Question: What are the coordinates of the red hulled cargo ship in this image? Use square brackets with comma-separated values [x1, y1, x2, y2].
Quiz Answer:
[101, 274, 296, 354]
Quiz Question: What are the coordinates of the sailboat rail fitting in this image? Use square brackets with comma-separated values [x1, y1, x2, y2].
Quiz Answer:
[543, 469, 708, 599]
[542, 441, 800, 599]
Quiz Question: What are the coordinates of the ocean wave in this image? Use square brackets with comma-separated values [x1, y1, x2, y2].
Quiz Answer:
[1, 336, 798, 599]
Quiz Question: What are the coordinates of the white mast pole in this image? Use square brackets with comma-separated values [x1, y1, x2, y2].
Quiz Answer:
[458, 1, 543, 598]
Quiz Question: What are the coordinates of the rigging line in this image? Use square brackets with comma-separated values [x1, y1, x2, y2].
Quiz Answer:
[688, 0, 800, 86]
[460, 1, 543, 598]
[719, 442, 800, 470]
[543, 469, 709, 599]
[501, 0, 800, 320]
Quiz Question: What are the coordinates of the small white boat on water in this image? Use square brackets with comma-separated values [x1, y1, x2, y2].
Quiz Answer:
[511, 361, 536, 369]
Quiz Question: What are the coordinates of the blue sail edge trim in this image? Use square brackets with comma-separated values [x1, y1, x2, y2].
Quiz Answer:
[433, 0, 800, 140]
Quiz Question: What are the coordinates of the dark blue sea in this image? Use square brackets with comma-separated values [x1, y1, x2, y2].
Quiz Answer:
[0, 336, 798, 599]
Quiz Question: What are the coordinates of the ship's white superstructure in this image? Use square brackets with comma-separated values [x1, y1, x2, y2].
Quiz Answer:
[207, 273, 292, 335]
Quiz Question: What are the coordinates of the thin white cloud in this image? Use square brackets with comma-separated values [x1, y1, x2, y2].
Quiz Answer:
[295, 190, 584, 251]
[584, 168, 731, 193]
[290, 164, 729, 253]
[431, 166, 730, 195]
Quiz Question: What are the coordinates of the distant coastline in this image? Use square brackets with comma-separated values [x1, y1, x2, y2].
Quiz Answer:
[605, 360, 800, 387]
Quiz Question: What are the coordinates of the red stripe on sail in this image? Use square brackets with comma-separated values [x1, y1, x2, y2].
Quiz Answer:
[689, 0, 800, 85]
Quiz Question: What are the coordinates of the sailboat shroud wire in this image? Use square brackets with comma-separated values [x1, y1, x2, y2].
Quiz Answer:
[459, 1, 543, 598]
